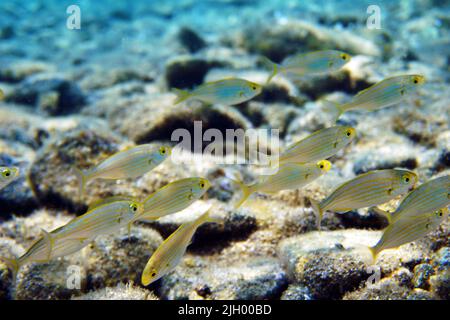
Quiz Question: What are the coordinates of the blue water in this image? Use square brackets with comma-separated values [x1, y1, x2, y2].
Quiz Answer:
[1, 0, 448, 71]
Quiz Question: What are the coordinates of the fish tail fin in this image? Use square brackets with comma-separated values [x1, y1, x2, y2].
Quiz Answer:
[310, 198, 323, 230]
[230, 179, 254, 209]
[321, 99, 344, 123]
[72, 166, 88, 197]
[41, 229, 54, 261]
[172, 88, 191, 105]
[260, 56, 280, 84]
[0, 256, 19, 283]
[368, 246, 379, 264]
[370, 206, 393, 224]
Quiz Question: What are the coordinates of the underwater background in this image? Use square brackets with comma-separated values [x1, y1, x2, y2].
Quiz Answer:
[0, 0, 449, 300]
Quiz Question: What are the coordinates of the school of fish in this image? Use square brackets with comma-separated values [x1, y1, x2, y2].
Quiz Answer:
[0, 49, 447, 288]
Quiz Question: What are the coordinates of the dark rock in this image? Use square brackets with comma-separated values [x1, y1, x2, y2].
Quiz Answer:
[412, 263, 434, 289]
[104, 93, 251, 145]
[337, 209, 389, 230]
[84, 227, 162, 290]
[165, 58, 226, 89]
[73, 283, 158, 300]
[14, 260, 79, 300]
[159, 257, 288, 300]
[296, 252, 369, 299]
[436, 150, 450, 170]
[177, 27, 206, 53]
[0, 153, 39, 218]
[28, 129, 120, 212]
[234, 20, 380, 63]
[295, 71, 371, 100]
[9, 74, 86, 115]
[278, 230, 377, 299]
[0, 25, 15, 40]
[253, 83, 293, 104]
[280, 284, 312, 300]
[352, 147, 418, 175]
[429, 247, 450, 299]
[141, 200, 257, 249]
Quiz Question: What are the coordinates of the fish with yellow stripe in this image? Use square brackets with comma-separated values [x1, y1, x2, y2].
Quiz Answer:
[0, 199, 143, 281]
[324, 75, 425, 122]
[141, 206, 220, 285]
[135, 177, 211, 222]
[276, 126, 356, 165]
[262, 50, 351, 83]
[0, 166, 20, 190]
[368, 207, 449, 262]
[371, 175, 450, 224]
[73, 144, 171, 196]
[173, 78, 262, 105]
[233, 160, 332, 208]
[310, 169, 418, 229]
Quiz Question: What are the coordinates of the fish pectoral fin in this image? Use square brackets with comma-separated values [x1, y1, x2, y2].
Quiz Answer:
[386, 187, 393, 196]
[127, 222, 132, 239]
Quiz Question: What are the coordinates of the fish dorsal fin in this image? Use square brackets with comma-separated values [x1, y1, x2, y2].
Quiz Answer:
[88, 196, 134, 211]
[200, 77, 239, 87]
[354, 85, 374, 97]
[354, 78, 390, 97]
[120, 144, 137, 152]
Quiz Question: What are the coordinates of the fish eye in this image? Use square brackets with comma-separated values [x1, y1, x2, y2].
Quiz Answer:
[402, 175, 411, 183]
[150, 270, 157, 277]
[2, 169, 11, 178]
[345, 129, 354, 137]
[412, 76, 424, 85]
[340, 54, 348, 60]
[159, 147, 166, 155]
[130, 203, 138, 212]
[317, 160, 331, 171]
[437, 210, 443, 217]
